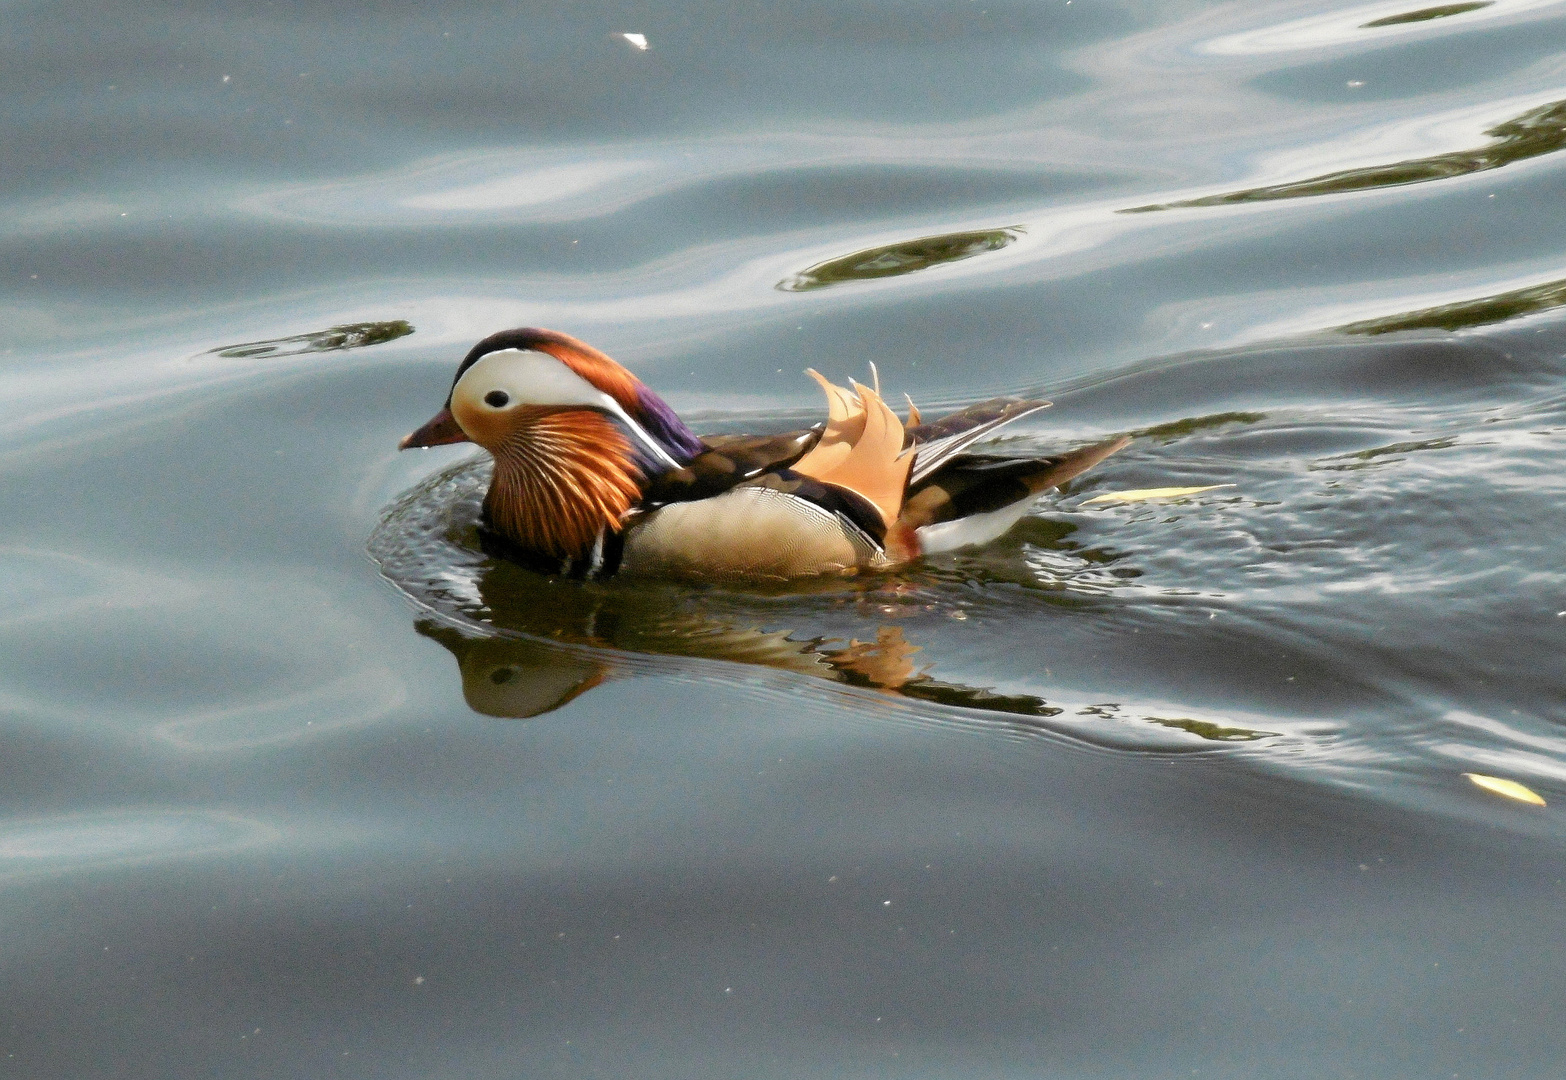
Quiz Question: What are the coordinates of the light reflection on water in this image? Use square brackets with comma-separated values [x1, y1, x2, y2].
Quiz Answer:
[1123, 95, 1566, 211]
[1200, 0, 1560, 55]
[0, 811, 281, 881]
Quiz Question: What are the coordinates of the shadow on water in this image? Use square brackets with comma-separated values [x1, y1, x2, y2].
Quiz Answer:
[1362, 2, 1492, 28]
[410, 566, 1065, 723]
[1122, 98, 1566, 212]
[777, 228, 1020, 291]
[1148, 716, 1276, 741]
[1310, 435, 1459, 470]
[1336, 275, 1566, 334]
[1129, 411, 1267, 441]
[209, 319, 414, 359]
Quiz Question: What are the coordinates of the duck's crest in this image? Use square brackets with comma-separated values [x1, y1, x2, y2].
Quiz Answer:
[453, 327, 703, 464]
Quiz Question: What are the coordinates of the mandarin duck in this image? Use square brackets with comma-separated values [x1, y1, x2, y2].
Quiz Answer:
[399, 328, 1129, 579]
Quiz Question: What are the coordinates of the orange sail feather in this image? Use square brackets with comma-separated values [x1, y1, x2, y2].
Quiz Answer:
[792, 371, 913, 527]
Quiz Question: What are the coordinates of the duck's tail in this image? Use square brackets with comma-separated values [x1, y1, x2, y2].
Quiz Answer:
[788, 373, 1130, 562]
[893, 434, 1131, 556]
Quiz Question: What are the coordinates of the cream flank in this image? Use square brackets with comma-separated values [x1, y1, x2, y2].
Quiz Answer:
[622, 485, 889, 579]
[619, 375, 916, 577]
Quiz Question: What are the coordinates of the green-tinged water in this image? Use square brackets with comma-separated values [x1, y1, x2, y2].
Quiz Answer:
[3, 1, 1566, 1077]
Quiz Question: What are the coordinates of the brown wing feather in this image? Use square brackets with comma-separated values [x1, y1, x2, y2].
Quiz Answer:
[896, 435, 1132, 532]
[641, 429, 821, 507]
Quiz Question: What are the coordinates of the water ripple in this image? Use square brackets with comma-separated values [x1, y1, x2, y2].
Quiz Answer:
[1201, 0, 1564, 56]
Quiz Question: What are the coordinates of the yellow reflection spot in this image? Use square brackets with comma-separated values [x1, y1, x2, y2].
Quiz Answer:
[1464, 773, 1546, 806]
[1081, 485, 1234, 505]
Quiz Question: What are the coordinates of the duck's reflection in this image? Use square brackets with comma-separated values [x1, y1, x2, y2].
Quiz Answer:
[417, 623, 609, 718]
[413, 563, 1059, 721]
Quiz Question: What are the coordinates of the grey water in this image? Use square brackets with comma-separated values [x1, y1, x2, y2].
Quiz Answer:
[4, 1, 1566, 1077]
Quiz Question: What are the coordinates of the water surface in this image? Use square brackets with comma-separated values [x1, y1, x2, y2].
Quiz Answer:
[4, 1, 1566, 1077]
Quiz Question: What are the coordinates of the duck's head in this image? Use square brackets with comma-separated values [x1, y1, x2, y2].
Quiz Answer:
[400, 327, 702, 464]
[400, 328, 703, 559]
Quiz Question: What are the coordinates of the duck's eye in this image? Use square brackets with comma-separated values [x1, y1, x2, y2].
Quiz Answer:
[484, 390, 510, 408]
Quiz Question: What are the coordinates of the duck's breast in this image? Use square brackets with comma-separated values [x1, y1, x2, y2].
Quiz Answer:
[621, 485, 879, 579]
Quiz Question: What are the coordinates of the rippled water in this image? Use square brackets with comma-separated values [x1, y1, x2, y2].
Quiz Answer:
[5, 1, 1566, 1076]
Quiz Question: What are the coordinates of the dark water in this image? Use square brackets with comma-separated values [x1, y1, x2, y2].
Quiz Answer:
[5, 1, 1566, 1076]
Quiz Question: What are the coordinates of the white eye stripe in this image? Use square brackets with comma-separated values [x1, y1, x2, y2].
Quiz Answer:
[453, 348, 681, 470]
[455, 349, 604, 409]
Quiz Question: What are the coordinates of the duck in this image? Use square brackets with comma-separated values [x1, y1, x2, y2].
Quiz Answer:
[399, 327, 1129, 580]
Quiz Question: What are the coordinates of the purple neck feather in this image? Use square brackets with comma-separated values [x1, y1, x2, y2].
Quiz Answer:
[633, 385, 705, 464]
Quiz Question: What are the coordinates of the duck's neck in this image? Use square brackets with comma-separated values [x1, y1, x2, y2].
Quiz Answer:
[483, 410, 644, 560]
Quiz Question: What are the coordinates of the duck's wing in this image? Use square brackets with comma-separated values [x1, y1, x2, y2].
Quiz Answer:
[905, 398, 1054, 486]
[701, 429, 823, 474]
[639, 428, 821, 508]
[898, 435, 1131, 553]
